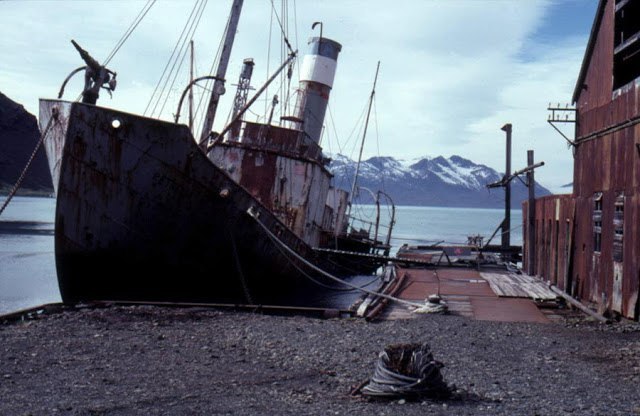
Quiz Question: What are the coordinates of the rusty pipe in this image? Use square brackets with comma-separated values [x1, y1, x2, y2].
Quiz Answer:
[174, 75, 225, 124]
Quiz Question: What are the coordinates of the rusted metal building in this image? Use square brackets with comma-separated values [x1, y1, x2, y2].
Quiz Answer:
[523, 0, 640, 319]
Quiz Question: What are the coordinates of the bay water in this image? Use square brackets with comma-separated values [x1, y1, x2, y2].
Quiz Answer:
[0, 196, 522, 314]
[0, 196, 59, 315]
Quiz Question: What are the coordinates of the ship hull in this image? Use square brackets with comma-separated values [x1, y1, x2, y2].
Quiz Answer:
[40, 100, 374, 307]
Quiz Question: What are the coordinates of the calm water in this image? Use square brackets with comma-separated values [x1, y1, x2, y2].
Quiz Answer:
[0, 196, 60, 314]
[0, 197, 522, 314]
[352, 204, 523, 251]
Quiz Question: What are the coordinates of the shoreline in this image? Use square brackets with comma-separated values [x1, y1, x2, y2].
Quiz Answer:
[0, 188, 54, 198]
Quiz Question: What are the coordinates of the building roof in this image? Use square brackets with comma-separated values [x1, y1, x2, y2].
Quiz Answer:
[572, 0, 607, 104]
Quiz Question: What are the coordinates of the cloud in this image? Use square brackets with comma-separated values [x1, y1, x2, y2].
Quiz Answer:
[312, 0, 584, 193]
[0, 0, 588, 193]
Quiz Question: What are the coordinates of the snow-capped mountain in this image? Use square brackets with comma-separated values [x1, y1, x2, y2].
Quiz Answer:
[328, 154, 551, 208]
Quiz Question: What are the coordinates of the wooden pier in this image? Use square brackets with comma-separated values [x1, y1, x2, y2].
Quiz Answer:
[377, 265, 562, 324]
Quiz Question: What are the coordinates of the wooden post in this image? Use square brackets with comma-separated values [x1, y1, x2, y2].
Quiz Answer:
[501, 123, 512, 251]
[527, 150, 536, 275]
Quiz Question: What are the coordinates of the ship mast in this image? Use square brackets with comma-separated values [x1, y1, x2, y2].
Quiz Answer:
[198, 0, 244, 146]
[188, 40, 195, 134]
[347, 61, 380, 219]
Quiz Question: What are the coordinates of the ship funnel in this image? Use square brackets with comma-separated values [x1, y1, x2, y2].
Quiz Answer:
[294, 36, 342, 144]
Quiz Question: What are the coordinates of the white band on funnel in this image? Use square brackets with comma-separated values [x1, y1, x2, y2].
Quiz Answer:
[300, 55, 337, 88]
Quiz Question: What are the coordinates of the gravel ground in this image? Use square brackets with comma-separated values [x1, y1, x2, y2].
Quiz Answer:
[1, 305, 640, 415]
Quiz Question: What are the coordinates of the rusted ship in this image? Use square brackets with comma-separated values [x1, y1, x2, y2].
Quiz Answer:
[40, 1, 392, 306]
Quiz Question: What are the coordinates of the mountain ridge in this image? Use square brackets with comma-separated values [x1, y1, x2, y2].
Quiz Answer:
[328, 153, 551, 208]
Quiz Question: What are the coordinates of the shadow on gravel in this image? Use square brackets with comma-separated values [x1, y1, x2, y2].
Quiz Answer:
[446, 389, 499, 406]
[352, 385, 497, 408]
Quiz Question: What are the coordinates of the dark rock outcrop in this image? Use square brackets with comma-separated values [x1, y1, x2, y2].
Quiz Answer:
[0, 92, 53, 194]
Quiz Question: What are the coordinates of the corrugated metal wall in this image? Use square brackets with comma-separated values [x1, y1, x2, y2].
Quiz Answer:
[524, 0, 640, 319]
[523, 195, 574, 293]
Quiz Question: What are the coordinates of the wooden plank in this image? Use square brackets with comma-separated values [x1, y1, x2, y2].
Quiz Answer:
[480, 272, 558, 300]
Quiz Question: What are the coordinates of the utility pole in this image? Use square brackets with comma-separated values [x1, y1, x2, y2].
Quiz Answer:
[501, 123, 512, 251]
[486, 146, 544, 263]
[526, 150, 536, 275]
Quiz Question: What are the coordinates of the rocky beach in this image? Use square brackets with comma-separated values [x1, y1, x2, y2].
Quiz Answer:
[1, 305, 639, 415]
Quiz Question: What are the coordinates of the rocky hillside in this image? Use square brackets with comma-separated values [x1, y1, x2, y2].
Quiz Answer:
[0, 92, 53, 194]
[328, 154, 551, 208]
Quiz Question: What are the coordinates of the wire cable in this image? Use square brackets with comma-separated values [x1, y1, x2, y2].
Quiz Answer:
[248, 209, 423, 308]
[104, 0, 156, 65]
[157, 0, 208, 118]
[144, 0, 202, 117]
[263, 224, 383, 292]
[193, 1, 229, 135]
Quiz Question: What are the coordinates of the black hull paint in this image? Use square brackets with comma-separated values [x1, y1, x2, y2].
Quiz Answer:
[42, 100, 380, 307]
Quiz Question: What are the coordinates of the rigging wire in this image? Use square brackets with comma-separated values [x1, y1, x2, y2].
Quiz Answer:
[187, 50, 206, 134]
[220, 23, 292, 133]
[157, 0, 208, 118]
[72, 0, 156, 104]
[327, 104, 343, 153]
[324, 121, 334, 157]
[268, 0, 295, 123]
[265, 6, 274, 116]
[221, 54, 291, 131]
[247, 210, 383, 292]
[282, 63, 294, 119]
[280, 0, 285, 121]
[293, 0, 300, 82]
[265, 221, 381, 292]
[326, 103, 357, 192]
[347, 111, 366, 163]
[343, 101, 369, 161]
[152, 0, 207, 118]
[193, 10, 227, 138]
[103, 0, 156, 66]
[144, 0, 202, 117]
[250, 211, 422, 307]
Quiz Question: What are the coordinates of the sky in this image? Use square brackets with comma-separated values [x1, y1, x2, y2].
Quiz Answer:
[0, 0, 599, 193]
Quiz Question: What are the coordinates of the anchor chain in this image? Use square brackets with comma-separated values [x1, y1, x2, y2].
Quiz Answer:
[0, 112, 57, 217]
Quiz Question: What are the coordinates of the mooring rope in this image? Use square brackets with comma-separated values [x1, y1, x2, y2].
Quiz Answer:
[263, 224, 383, 292]
[0, 114, 57, 217]
[247, 208, 423, 309]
